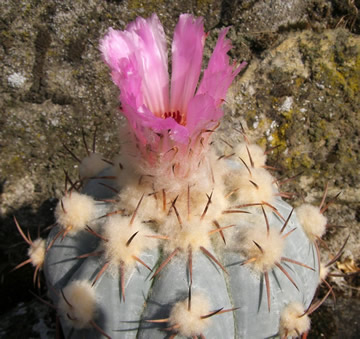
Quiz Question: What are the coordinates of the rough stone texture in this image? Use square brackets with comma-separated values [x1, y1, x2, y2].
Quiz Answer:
[224, 29, 360, 257]
[0, 0, 359, 338]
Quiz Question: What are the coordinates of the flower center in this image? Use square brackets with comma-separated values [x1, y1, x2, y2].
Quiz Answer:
[162, 110, 184, 125]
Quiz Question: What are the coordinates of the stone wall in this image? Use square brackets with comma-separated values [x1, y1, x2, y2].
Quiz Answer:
[0, 0, 359, 337]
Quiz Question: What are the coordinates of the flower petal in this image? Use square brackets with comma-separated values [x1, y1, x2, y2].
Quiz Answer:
[100, 14, 169, 116]
[126, 14, 170, 115]
[186, 94, 223, 135]
[170, 14, 205, 117]
[197, 28, 247, 105]
[100, 28, 132, 73]
[122, 103, 189, 146]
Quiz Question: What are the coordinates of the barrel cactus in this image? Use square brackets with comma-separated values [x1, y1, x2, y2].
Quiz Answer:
[16, 13, 337, 339]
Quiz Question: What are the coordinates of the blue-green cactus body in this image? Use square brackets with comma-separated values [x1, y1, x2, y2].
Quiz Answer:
[45, 155, 320, 339]
[138, 252, 235, 339]
[224, 199, 319, 338]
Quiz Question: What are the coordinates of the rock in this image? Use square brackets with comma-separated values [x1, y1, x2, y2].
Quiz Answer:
[223, 29, 360, 259]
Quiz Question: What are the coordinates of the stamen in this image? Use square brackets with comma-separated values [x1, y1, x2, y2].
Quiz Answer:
[163, 110, 183, 124]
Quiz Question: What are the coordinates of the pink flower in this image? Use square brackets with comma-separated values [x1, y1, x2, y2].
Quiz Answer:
[101, 14, 246, 177]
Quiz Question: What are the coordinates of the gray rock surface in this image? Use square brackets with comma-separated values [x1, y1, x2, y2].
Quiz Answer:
[1, 0, 359, 338]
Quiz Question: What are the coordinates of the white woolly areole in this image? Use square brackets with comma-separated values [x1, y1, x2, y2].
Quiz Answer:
[164, 184, 229, 223]
[241, 226, 285, 272]
[117, 177, 229, 230]
[162, 216, 212, 253]
[55, 192, 96, 233]
[279, 302, 310, 337]
[58, 280, 96, 329]
[225, 212, 262, 249]
[27, 238, 45, 267]
[79, 152, 109, 179]
[191, 184, 229, 223]
[210, 147, 232, 179]
[103, 215, 157, 268]
[233, 142, 267, 168]
[169, 294, 211, 337]
[295, 204, 327, 242]
[226, 167, 277, 205]
[131, 148, 219, 197]
[319, 262, 329, 281]
[151, 157, 214, 196]
[114, 147, 231, 228]
[118, 184, 165, 222]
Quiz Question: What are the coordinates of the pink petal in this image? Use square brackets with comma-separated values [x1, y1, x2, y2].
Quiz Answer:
[197, 28, 246, 105]
[113, 56, 143, 109]
[170, 14, 205, 117]
[186, 94, 223, 135]
[126, 14, 170, 115]
[100, 28, 132, 73]
[100, 14, 169, 116]
[126, 106, 190, 146]
[100, 15, 245, 156]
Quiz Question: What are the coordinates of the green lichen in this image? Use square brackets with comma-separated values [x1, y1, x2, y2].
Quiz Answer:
[319, 62, 356, 99]
[257, 137, 267, 149]
[340, 52, 360, 97]
[306, 31, 360, 101]
[280, 108, 294, 121]
[270, 123, 288, 151]
[294, 76, 305, 89]
[284, 150, 314, 171]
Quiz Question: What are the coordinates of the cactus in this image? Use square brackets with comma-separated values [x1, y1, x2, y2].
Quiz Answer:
[14, 13, 340, 339]
[44, 150, 322, 338]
